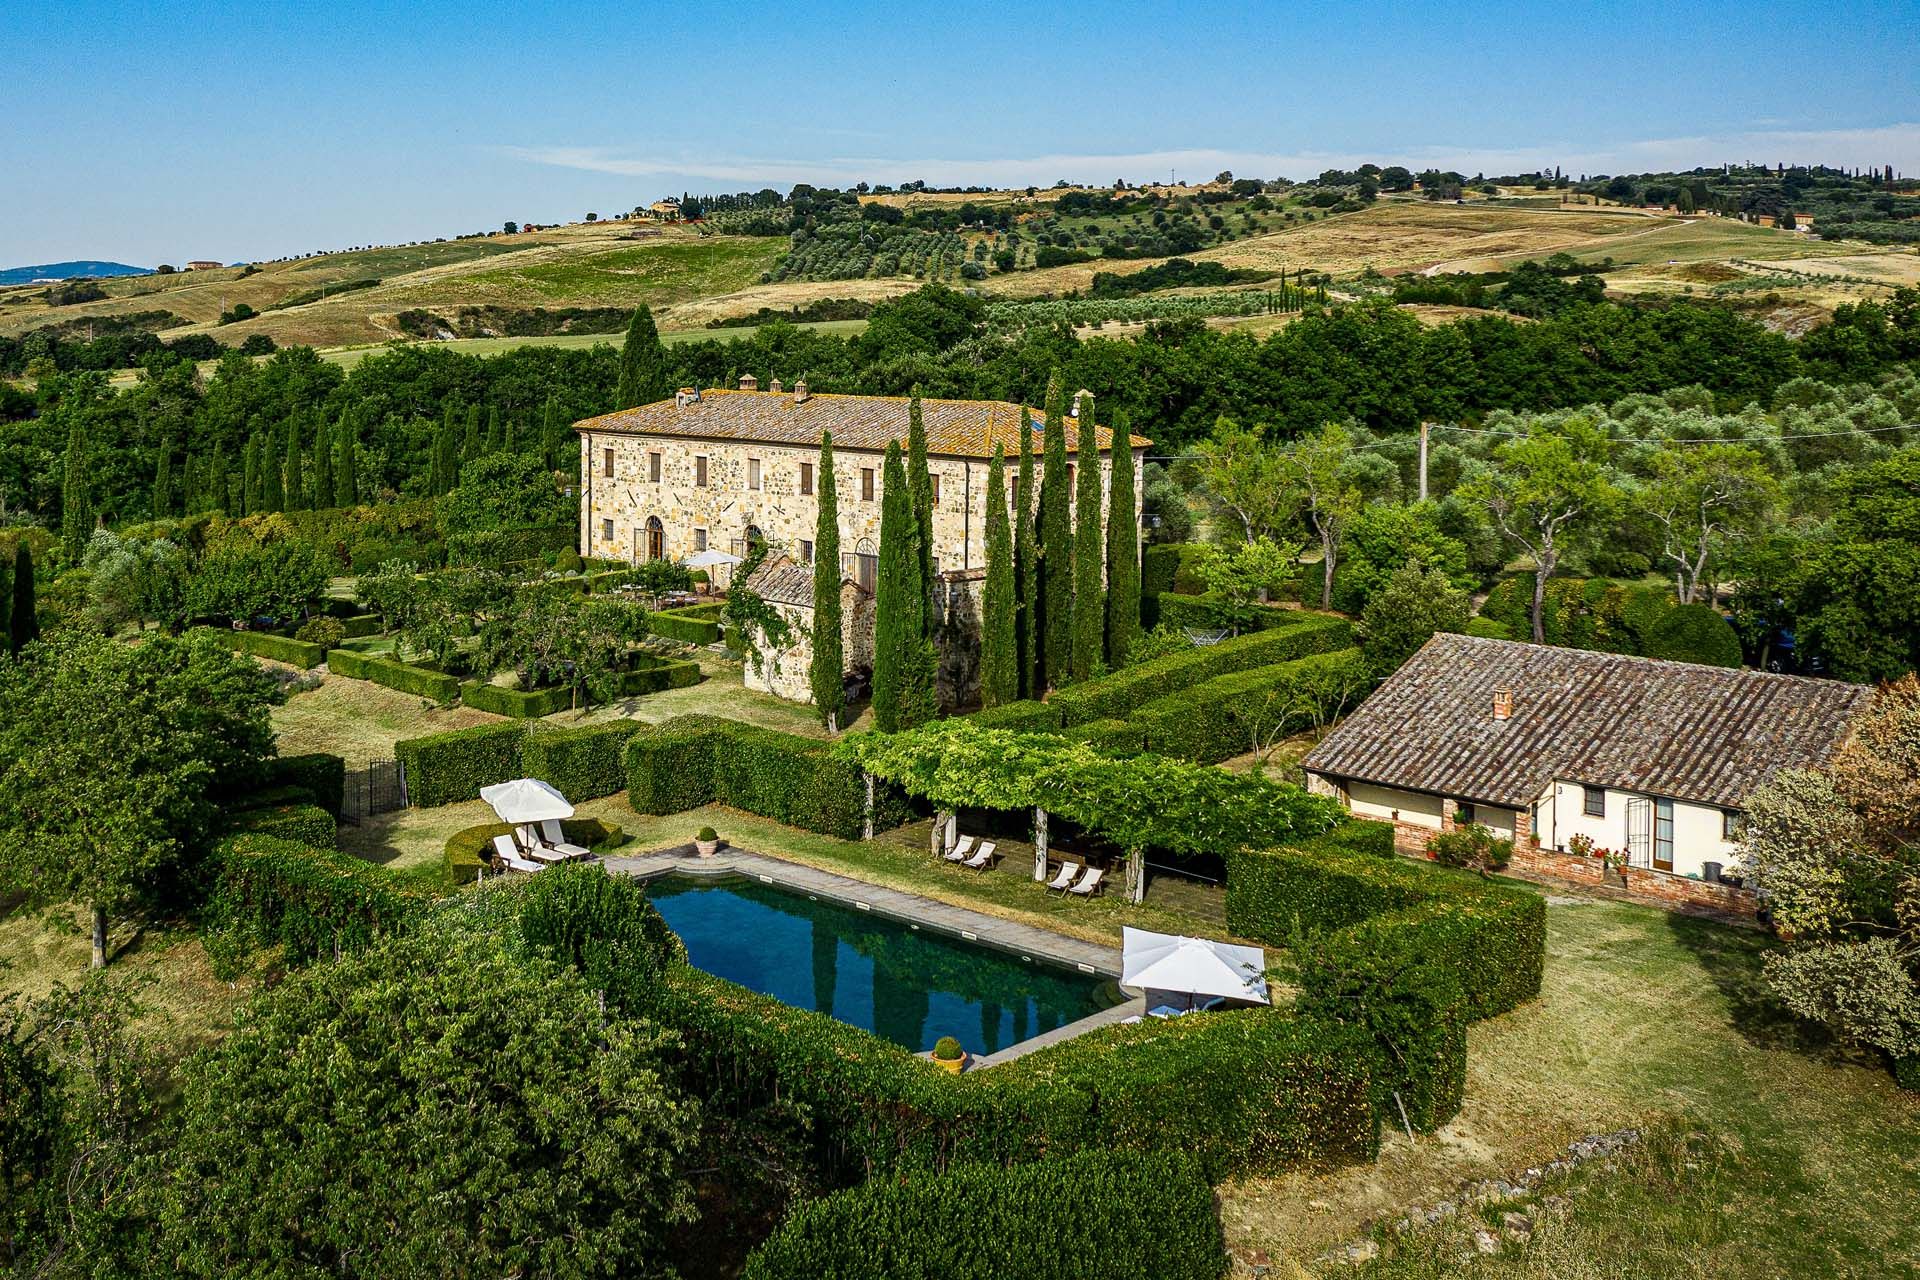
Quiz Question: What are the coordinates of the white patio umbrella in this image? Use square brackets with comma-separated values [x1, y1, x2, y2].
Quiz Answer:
[1120, 927, 1269, 1012]
[479, 778, 575, 825]
[679, 549, 742, 569]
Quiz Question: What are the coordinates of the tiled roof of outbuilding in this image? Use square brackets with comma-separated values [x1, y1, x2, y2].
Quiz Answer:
[574, 389, 1150, 459]
[743, 554, 866, 609]
[1302, 633, 1872, 810]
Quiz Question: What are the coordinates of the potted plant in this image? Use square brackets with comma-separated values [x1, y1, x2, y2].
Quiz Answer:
[694, 825, 721, 857]
[1601, 846, 1630, 886]
[932, 1036, 967, 1074]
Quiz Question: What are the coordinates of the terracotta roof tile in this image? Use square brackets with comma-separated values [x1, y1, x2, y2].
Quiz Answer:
[574, 389, 1150, 460]
[1302, 633, 1872, 810]
[743, 554, 866, 608]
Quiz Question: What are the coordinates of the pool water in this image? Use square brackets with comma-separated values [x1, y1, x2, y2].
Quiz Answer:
[647, 874, 1119, 1057]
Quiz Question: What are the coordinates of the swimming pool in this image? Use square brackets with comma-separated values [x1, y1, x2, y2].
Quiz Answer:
[647, 874, 1120, 1057]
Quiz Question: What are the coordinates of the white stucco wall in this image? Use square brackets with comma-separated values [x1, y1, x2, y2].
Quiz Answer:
[1541, 781, 1740, 877]
[1347, 782, 1443, 829]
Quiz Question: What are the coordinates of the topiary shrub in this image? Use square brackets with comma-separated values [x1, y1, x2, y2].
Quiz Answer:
[933, 1035, 963, 1062]
[293, 617, 347, 651]
[695, 825, 717, 843]
[740, 1151, 1229, 1280]
[395, 721, 527, 807]
[1643, 602, 1742, 668]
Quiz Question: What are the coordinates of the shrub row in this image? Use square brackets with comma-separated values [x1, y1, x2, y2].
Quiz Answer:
[521, 721, 642, 800]
[394, 722, 527, 807]
[1155, 592, 1297, 634]
[970, 699, 1064, 733]
[217, 629, 327, 669]
[264, 753, 346, 816]
[1140, 543, 1209, 597]
[444, 818, 627, 882]
[221, 797, 339, 850]
[1129, 647, 1372, 763]
[339, 613, 385, 639]
[1050, 614, 1353, 728]
[461, 681, 574, 719]
[650, 603, 725, 645]
[655, 962, 1377, 1185]
[325, 647, 461, 702]
[741, 1150, 1228, 1280]
[203, 834, 426, 967]
[624, 715, 905, 839]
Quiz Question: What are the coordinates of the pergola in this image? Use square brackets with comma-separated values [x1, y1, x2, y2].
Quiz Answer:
[841, 720, 1339, 903]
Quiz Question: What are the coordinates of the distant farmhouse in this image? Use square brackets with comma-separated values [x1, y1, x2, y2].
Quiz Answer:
[572, 381, 1147, 704]
[1304, 634, 1871, 898]
[646, 198, 682, 221]
[183, 260, 223, 271]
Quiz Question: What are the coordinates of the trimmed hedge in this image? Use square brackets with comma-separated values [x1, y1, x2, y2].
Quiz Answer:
[1157, 593, 1296, 634]
[1129, 647, 1371, 763]
[263, 752, 346, 817]
[340, 613, 385, 638]
[223, 798, 339, 850]
[523, 721, 642, 800]
[741, 1151, 1228, 1280]
[204, 834, 426, 967]
[1464, 616, 1513, 639]
[650, 604, 725, 646]
[1050, 614, 1354, 728]
[625, 715, 902, 838]
[395, 721, 527, 807]
[1141, 543, 1209, 596]
[461, 681, 573, 719]
[970, 699, 1064, 733]
[444, 818, 628, 882]
[1062, 717, 1146, 754]
[218, 629, 327, 668]
[616, 654, 702, 695]
[325, 647, 461, 702]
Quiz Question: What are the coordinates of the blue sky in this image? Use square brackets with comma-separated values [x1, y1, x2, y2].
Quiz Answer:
[5, 0, 1918, 266]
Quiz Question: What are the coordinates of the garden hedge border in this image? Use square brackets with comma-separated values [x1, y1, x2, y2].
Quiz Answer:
[1141, 543, 1209, 597]
[325, 647, 461, 702]
[1128, 647, 1371, 764]
[204, 833, 426, 967]
[522, 721, 643, 800]
[650, 603, 726, 646]
[222, 798, 340, 850]
[394, 722, 527, 807]
[740, 1150, 1229, 1280]
[218, 630, 327, 669]
[264, 752, 346, 817]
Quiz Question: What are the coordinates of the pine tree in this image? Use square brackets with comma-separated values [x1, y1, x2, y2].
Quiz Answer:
[209, 443, 230, 514]
[614, 305, 671, 409]
[485, 405, 503, 455]
[809, 432, 845, 729]
[980, 444, 1018, 707]
[1014, 406, 1038, 699]
[336, 414, 358, 507]
[1037, 374, 1073, 691]
[282, 421, 305, 512]
[1070, 392, 1103, 682]
[1104, 411, 1141, 668]
[60, 422, 91, 563]
[152, 436, 174, 520]
[906, 389, 934, 635]
[241, 435, 260, 513]
[261, 430, 284, 513]
[311, 416, 333, 510]
[10, 543, 36, 653]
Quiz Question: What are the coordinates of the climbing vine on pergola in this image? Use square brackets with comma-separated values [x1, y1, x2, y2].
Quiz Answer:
[839, 720, 1343, 902]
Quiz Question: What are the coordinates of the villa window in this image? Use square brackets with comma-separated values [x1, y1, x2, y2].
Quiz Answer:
[649, 451, 662, 482]
[603, 448, 615, 478]
[930, 474, 941, 504]
[600, 518, 613, 542]
[748, 458, 762, 490]
[800, 538, 814, 563]
[1722, 810, 1741, 841]
[800, 461, 814, 495]
[1457, 801, 1477, 827]
[696, 456, 708, 487]
[861, 467, 875, 501]
[694, 528, 708, 551]
[1583, 785, 1605, 818]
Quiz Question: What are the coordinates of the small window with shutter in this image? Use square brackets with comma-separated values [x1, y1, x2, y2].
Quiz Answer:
[649, 451, 661, 482]
[800, 539, 814, 563]
[696, 456, 708, 487]
[800, 461, 814, 495]
[694, 528, 707, 551]
[603, 448, 615, 478]
[748, 458, 761, 490]
[861, 467, 875, 501]
[930, 474, 941, 505]
[600, 518, 613, 542]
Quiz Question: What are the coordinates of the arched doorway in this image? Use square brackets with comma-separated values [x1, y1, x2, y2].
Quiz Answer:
[644, 516, 664, 561]
[852, 537, 877, 593]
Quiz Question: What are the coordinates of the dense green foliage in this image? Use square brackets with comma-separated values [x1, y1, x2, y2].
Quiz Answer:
[1070, 395, 1104, 682]
[980, 445, 1018, 707]
[263, 751, 347, 816]
[1104, 420, 1141, 667]
[213, 627, 326, 668]
[520, 720, 643, 799]
[740, 1151, 1228, 1280]
[809, 432, 845, 726]
[1037, 378, 1073, 688]
[202, 833, 426, 968]
[1127, 647, 1372, 763]
[393, 721, 527, 807]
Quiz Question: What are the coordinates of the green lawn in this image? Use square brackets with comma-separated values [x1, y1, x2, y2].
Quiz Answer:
[453, 238, 784, 305]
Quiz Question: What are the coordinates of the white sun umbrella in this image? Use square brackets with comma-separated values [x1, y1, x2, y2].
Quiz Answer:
[679, 549, 742, 569]
[479, 778, 576, 825]
[1121, 927, 1269, 1010]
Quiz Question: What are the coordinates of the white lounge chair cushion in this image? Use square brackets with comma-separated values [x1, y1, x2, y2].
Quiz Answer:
[538, 819, 592, 858]
[1045, 862, 1080, 890]
[944, 836, 976, 862]
[1067, 867, 1104, 896]
[962, 842, 997, 869]
[491, 835, 544, 873]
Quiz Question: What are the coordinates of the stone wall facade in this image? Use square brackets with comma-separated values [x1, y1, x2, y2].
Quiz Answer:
[578, 428, 1145, 581]
[742, 582, 875, 706]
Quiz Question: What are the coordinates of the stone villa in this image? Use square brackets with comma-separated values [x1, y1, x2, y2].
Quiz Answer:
[573, 379, 1149, 704]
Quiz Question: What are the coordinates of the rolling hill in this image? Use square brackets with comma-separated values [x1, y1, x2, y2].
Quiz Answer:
[0, 260, 153, 285]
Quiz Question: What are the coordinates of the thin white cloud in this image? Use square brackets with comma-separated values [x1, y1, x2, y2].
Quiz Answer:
[502, 123, 1920, 191]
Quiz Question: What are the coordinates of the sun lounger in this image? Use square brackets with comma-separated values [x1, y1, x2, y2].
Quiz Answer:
[1065, 866, 1104, 898]
[491, 835, 545, 873]
[943, 835, 976, 863]
[961, 841, 997, 870]
[1043, 862, 1081, 892]
[537, 819, 592, 860]
[513, 824, 571, 864]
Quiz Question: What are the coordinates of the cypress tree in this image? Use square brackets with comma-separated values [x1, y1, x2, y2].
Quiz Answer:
[209, 443, 230, 514]
[614, 305, 671, 409]
[241, 435, 260, 513]
[871, 442, 911, 733]
[485, 405, 503, 455]
[311, 416, 333, 510]
[1014, 406, 1038, 699]
[1037, 374, 1073, 691]
[60, 422, 91, 564]
[336, 414, 359, 507]
[1104, 411, 1141, 668]
[906, 389, 934, 635]
[504, 413, 518, 455]
[435, 410, 461, 497]
[541, 398, 562, 470]
[1070, 392, 1103, 682]
[463, 404, 483, 470]
[282, 421, 304, 512]
[980, 444, 1018, 708]
[152, 436, 174, 520]
[809, 432, 845, 730]
[261, 430, 284, 513]
[0, 549, 9, 651]
[10, 543, 36, 653]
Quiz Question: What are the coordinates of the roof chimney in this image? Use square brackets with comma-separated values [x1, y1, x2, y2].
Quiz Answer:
[1069, 389, 1093, 419]
[1492, 688, 1513, 721]
[738, 373, 759, 392]
[793, 378, 810, 404]
[770, 376, 783, 395]
[674, 386, 700, 408]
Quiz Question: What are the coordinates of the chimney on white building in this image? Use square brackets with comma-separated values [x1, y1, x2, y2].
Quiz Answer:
[738, 373, 759, 392]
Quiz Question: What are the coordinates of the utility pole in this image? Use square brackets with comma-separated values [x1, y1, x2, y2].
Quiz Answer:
[1418, 421, 1431, 502]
